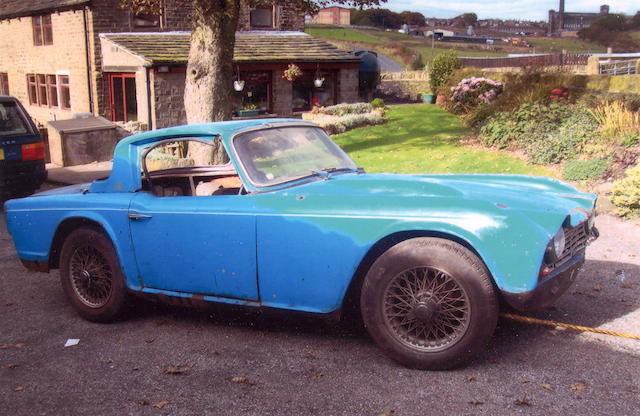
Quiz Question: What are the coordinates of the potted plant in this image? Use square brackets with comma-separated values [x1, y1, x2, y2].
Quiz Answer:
[421, 92, 435, 104]
[238, 103, 260, 117]
[283, 63, 303, 82]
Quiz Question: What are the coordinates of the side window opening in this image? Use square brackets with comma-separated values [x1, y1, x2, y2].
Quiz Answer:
[141, 138, 243, 197]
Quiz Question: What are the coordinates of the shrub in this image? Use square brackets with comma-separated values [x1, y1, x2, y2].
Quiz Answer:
[562, 158, 610, 181]
[430, 51, 462, 93]
[525, 107, 598, 164]
[589, 101, 640, 139]
[611, 164, 640, 218]
[312, 112, 385, 135]
[449, 77, 503, 114]
[479, 101, 573, 149]
[316, 102, 372, 117]
[410, 53, 424, 70]
[370, 98, 386, 109]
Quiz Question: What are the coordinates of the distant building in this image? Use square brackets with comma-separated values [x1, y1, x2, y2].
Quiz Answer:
[548, 1, 610, 34]
[312, 7, 350, 25]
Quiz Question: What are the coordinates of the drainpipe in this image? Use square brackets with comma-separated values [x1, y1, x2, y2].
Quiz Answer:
[82, 6, 94, 114]
[146, 66, 153, 130]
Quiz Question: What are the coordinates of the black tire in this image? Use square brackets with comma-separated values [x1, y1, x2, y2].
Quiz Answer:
[360, 237, 498, 370]
[59, 227, 128, 322]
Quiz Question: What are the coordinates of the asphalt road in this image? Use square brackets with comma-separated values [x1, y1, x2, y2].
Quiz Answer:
[1, 193, 639, 415]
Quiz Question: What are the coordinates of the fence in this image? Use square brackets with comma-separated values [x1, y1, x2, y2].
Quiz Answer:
[460, 53, 590, 69]
[599, 59, 638, 75]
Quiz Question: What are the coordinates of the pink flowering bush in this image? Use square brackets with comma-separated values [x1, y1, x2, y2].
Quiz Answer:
[449, 77, 503, 114]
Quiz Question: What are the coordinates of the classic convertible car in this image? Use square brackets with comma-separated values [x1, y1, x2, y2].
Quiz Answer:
[5, 119, 598, 369]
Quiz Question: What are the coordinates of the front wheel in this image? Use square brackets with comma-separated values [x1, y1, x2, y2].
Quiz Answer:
[59, 227, 128, 322]
[360, 237, 498, 370]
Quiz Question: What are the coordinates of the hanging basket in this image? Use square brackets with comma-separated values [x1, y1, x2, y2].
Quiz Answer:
[283, 63, 302, 82]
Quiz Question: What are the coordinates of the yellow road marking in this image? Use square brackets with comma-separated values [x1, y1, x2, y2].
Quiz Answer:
[501, 313, 640, 340]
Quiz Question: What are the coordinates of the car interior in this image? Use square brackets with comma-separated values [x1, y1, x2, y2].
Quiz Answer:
[141, 139, 245, 197]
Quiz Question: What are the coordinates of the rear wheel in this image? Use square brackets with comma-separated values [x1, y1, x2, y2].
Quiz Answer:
[361, 237, 498, 370]
[59, 227, 127, 322]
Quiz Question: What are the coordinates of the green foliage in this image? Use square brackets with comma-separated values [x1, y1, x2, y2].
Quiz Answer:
[621, 131, 640, 147]
[480, 102, 599, 165]
[578, 13, 640, 51]
[562, 158, 610, 181]
[370, 98, 386, 109]
[480, 102, 573, 149]
[452, 13, 477, 28]
[350, 7, 403, 29]
[611, 164, 640, 218]
[410, 53, 424, 70]
[316, 102, 373, 116]
[429, 51, 462, 93]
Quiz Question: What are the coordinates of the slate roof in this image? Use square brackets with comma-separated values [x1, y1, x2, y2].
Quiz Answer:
[100, 31, 360, 65]
[0, 0, 90, 19]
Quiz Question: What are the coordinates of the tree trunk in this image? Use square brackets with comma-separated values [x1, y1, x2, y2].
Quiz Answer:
[184, 0, 240, 165]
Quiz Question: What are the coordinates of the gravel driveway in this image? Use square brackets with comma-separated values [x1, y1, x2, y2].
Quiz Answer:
[1, 207, 638, 415]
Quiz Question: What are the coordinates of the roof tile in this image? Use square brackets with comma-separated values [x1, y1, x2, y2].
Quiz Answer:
[101, 32, 359, 65]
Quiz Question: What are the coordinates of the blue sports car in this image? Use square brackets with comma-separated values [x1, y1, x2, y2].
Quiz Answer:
[5, 119, 598, 369]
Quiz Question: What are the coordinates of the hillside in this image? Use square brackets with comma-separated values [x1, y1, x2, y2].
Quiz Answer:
[305, 25, 608, 69]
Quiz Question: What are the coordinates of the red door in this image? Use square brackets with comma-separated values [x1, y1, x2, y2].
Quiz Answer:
[108, 73, 137, 122]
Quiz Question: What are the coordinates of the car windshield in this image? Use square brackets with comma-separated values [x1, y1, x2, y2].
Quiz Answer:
[0, 101, 30, 137]
[233, 126, 358, 187]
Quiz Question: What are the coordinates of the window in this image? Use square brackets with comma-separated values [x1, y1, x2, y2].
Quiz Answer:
[0, 73, 8, 95]
[108, 73, 137, 122]
[26, 73, 69, 108]
[133, 12, 162, 28]
[292, 70, 337, 112]
[142, 138, 240, 197]
[32, 14, 53, 46]
[250, 7, 274, 28]
[232, 71, 272, 116]
[58, 75, 71, 110]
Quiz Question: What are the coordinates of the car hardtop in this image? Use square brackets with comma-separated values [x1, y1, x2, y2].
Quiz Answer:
[90, 118, 319, 194]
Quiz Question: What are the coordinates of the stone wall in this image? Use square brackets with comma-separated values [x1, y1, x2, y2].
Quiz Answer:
[376, 71, 430, 103]
[338, 68, 360, 104]
[152, 71, 187, 129]
[0, 9, 91, 126]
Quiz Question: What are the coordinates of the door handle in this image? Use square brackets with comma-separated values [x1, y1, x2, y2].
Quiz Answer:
[128, 212, 152, 220]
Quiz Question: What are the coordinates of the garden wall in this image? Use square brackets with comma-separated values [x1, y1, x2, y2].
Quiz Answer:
[483, 72, 640, 95]
[376, 70, 430, 102]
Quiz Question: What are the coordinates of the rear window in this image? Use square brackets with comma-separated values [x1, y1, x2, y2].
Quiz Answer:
[0, 101, 30, 137]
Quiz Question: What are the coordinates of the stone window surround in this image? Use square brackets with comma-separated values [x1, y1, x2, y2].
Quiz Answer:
[32, 14, 53, 46]
[26, 72, 71, 110]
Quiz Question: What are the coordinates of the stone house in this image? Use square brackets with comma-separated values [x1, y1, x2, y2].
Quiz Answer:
[0, 0, 360, 130]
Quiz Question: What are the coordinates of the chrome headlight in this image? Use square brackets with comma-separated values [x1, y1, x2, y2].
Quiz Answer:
[545, 227, 566, 263]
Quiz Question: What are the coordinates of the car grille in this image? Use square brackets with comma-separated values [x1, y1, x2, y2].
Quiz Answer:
[548, 221, 589, 271]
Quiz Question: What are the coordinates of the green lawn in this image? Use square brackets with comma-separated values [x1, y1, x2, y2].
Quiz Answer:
[527, 37, 605, 53]
[305, 27, 385, 44]
[334, 105, 556, 176]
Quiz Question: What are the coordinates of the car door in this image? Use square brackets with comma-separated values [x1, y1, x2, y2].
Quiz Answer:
[128, 192, 258, 300]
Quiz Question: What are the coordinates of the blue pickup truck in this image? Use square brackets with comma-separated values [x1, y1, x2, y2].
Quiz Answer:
[0, 95, 47, 197]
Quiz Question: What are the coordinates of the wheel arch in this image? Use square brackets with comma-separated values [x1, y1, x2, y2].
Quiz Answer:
[49, 217, 111, 270]
[341, 230, 496, 314]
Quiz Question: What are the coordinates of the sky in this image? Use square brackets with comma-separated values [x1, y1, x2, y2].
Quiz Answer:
[374, 0, 639, 21]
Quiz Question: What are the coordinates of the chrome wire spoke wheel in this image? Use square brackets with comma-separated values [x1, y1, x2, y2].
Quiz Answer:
[382, 266, 470, 352]
[69, 245, 114, 308]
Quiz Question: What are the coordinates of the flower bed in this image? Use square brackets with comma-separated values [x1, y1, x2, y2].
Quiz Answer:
[302, 102, 386, 135]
